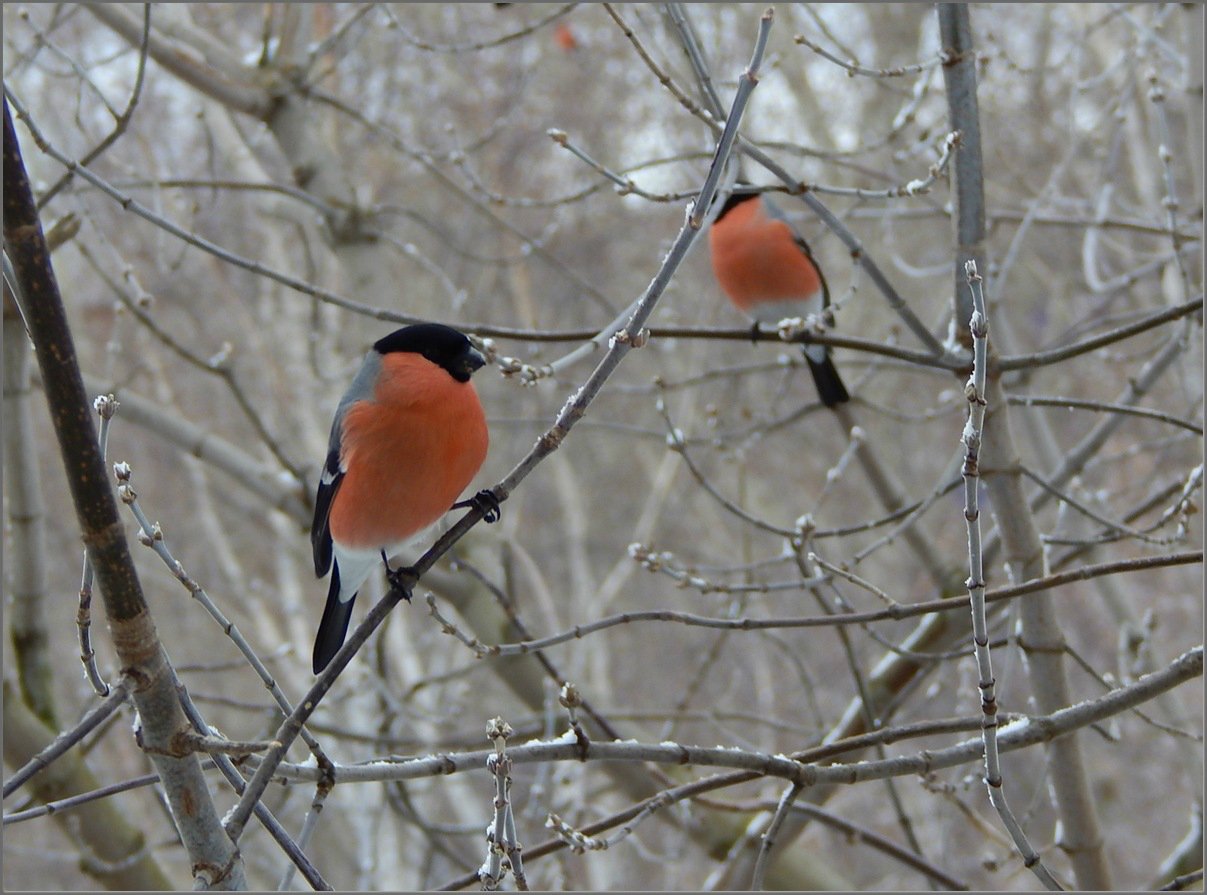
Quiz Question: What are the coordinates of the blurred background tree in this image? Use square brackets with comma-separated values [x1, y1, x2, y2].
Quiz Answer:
[3, 3, 1202, 890]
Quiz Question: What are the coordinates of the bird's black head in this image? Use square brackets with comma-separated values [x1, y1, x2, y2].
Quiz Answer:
[374, 323, 486, 383]
[712, 187, 760, 223]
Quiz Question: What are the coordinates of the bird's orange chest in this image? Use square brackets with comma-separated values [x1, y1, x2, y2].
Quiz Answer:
[709, 204, 823, 308]
[329, 355, 488, 549]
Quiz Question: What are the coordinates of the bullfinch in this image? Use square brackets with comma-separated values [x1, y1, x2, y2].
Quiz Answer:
[310, 323, 493, 673]
[708, 191, 850, 407]
[553, 22, 579, 53]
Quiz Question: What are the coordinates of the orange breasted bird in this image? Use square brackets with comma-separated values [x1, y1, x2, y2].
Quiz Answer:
[310, 323, 495, 673]
[553, 21, 579, 53]
[708, 190, 850, 407]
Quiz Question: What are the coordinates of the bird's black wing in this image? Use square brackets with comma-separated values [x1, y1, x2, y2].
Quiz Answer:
[311, 352, 382, 578]
[761, 194, 832, 308]
[791, 233, 832, 308]
[310, 438, 344, 578]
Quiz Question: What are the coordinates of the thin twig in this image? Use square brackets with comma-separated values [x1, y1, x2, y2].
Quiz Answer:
[750, 782, 803, 890]
[1007, 394, 1203, 436]
[958, 260, 1062, 890]
[2, 679, 132, 798]
[76, 395, 117, 696]
[426, 551, 1201, 657]
[794, 31, 949, 78]
[997, 295, 1203, 370]
[37, 4, 151, 207]
[380, 3, 577, 54]
[76, 242, 307, 482]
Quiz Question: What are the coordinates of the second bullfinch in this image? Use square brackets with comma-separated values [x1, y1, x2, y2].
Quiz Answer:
[708, 191, 850, 407]
[310, 323, 493, 673]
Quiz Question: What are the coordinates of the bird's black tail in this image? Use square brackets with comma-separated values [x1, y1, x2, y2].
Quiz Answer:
[804, 352, 850, 408]
[313, 566, 357, 674]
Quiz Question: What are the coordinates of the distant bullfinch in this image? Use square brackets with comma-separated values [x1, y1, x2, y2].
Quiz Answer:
[708, 191, 850, 407]
[310, 323, 493, 673]
[553, 22, 578, 52]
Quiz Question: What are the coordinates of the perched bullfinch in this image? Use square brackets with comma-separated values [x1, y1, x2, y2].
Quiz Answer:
[553, 21, 579, 53]
[708, 191, 850, 407]
[310, 323, 494, 673]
